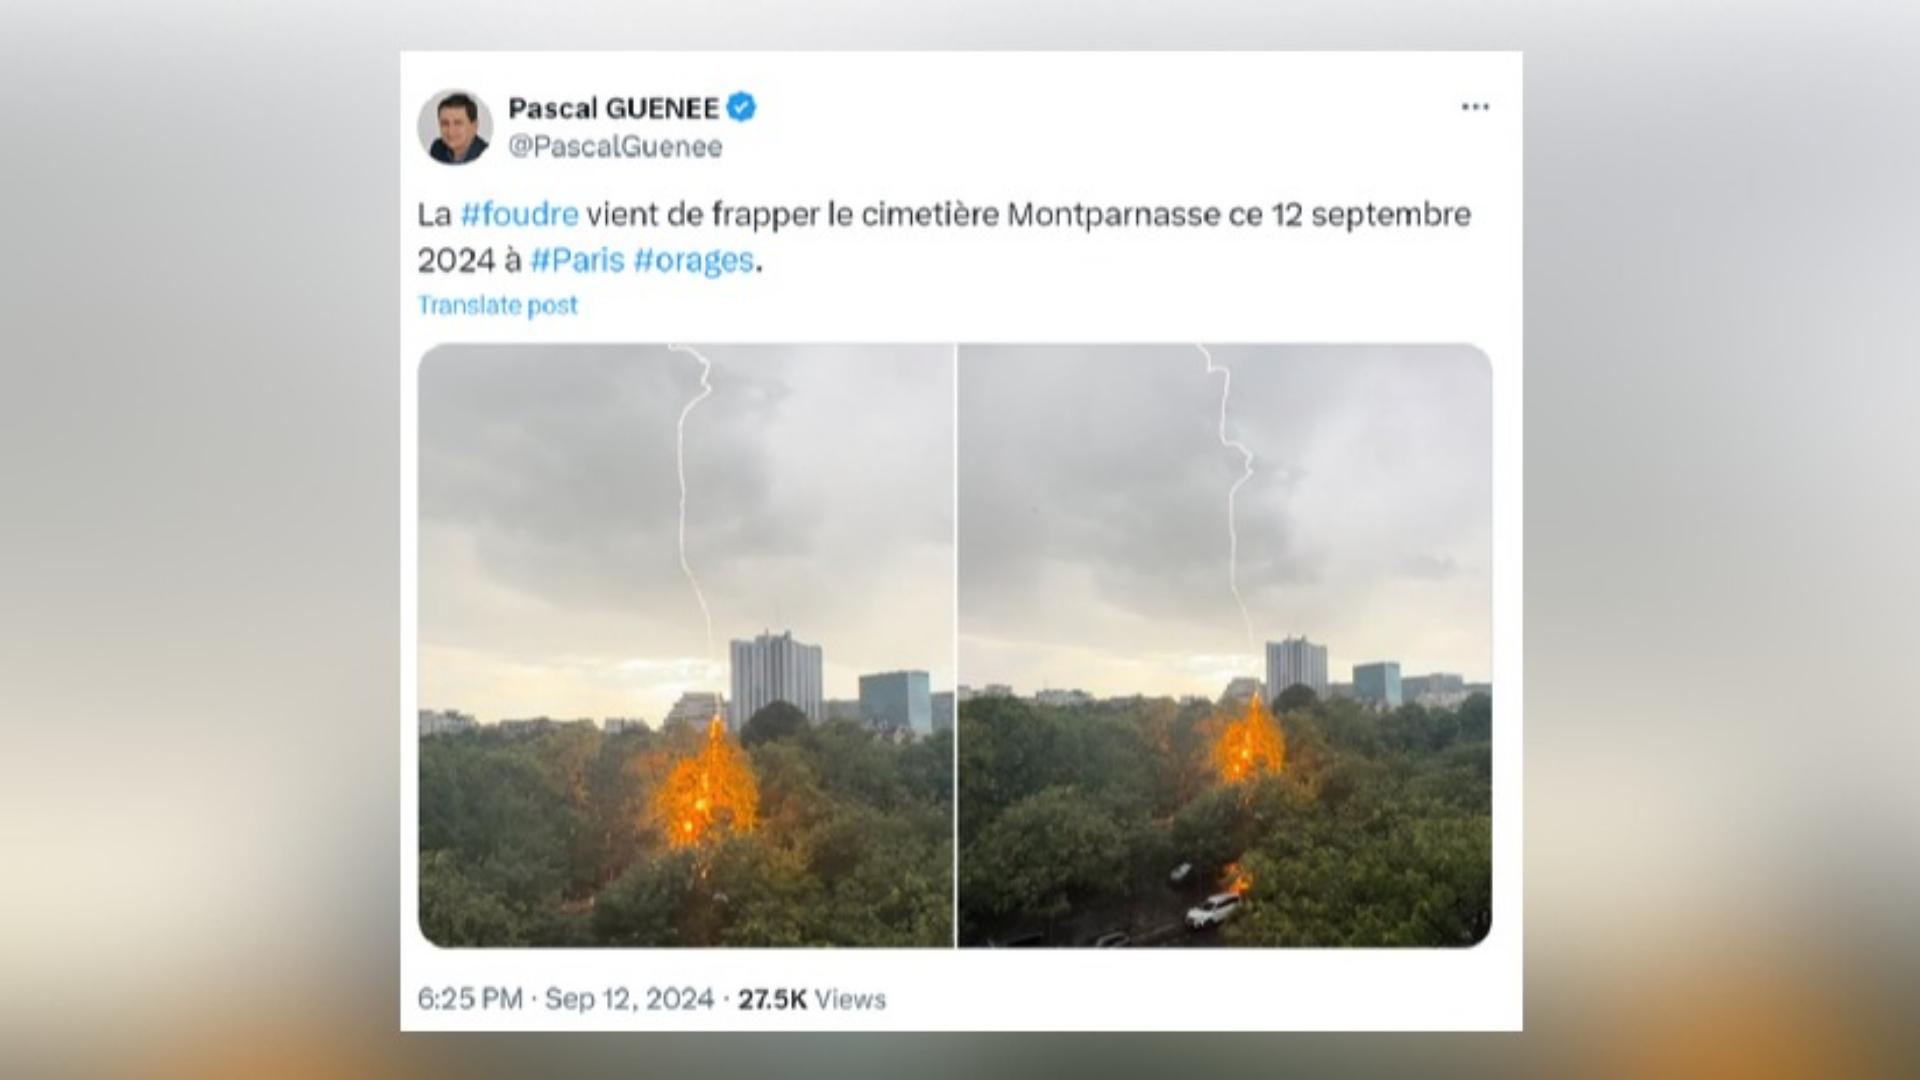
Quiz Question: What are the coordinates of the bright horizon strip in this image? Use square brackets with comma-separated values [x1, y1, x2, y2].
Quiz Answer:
[956, 629, 1493, 699]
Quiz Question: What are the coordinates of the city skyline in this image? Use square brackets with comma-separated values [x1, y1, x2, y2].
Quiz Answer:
[418, 640, 956, 727]
[951, 636, 1488, 705]
[959, 345, 1491, 698]
[420, 344, 954, 723]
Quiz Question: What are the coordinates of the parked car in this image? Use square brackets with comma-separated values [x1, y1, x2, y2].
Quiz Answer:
[1092, 930, 1131, 948]
[1169, 862, 1193, 885]
[1185, 892, 1243, 930]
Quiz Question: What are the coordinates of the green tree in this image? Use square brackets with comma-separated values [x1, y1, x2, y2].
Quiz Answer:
[741, 699, 808, 748]
[1227, 803, 1490, 947]
[419, 849, 525, 946]
[825, 819, 953, 946]
[1275, 683, 1319, 712]
[582, 730, 650, 887]
[751, 738, 829, 840]
[960, 786, 1127, 928]
[805, 719, 905, 809]
[419, 739, 572, 917]
[957, 696, 1061, 842]
[709, 837, 825, 946]
[1458, 692, 1493, 741]
[593, 850, 697, 946]
[1169, 784, 1247, 875]
[899, 725, 955, 806]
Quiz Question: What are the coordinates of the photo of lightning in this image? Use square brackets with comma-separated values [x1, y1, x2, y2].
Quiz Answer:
[417, 344, 955, 948]
[958, 344, 1492, 948]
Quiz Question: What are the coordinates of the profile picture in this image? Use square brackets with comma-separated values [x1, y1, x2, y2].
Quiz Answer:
[418, 90, 492, 165]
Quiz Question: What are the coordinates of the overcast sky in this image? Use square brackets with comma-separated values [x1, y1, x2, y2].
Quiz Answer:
[420, 344, 953, 724]
[959, 344, 1490, 699]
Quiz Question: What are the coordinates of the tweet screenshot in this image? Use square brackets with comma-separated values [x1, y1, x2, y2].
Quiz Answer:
[401, 52, 1521, 1031]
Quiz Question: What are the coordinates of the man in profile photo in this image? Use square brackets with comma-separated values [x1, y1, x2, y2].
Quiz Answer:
[430, 93, 487, 164]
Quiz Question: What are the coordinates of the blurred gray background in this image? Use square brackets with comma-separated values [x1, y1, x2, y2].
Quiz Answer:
[3, 3, 1916, 1075]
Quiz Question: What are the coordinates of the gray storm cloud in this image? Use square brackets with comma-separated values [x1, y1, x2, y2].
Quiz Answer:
[958, 344, 1490, 696]
[420, 344, 954, 723]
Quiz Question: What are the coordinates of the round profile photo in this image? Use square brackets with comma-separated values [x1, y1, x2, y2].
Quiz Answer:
[418, 90, 493, 165]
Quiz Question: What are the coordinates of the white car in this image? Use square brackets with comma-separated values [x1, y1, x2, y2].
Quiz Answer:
[1185, 892, 1243, 930]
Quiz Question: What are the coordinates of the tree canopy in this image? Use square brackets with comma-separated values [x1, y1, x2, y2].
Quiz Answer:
[740, 699, 809, 748]
[1274, 683, 1319, 712]
[958, 691, 1491, 947]
[421, 717, 952, 947]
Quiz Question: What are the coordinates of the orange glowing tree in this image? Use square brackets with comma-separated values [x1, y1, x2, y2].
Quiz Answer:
[654, 715, 759, 848]
[1222, 860, 1253, 895]
[1213, 693, 1286, 783]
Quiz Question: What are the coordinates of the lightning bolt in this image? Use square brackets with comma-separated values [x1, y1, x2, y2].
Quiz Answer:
[1199, 344, 1256, 657]
[668, 344, 715, 662]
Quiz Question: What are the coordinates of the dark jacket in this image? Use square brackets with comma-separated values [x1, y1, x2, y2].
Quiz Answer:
[429, 135, 488, 164]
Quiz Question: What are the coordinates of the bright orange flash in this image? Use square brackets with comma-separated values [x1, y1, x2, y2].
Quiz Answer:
[654, 715, 759, 848]
[1213, 693, 1285, 783]
[1223, 861, 1253, 895]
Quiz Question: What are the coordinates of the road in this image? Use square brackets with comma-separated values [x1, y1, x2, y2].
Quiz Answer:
[977, 882, 1241, 948]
